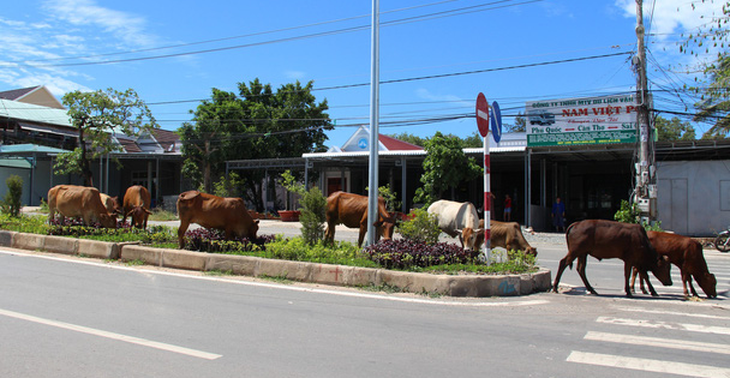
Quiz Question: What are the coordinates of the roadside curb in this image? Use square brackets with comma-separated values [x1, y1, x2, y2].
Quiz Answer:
[0, 230, 552, 297]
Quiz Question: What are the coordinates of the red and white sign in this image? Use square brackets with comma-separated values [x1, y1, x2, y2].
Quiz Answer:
[476, 92, 492, 264]
[476, 92, 490, 138]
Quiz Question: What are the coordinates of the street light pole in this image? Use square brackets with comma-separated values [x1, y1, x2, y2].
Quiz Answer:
[367, 0, 380, 246]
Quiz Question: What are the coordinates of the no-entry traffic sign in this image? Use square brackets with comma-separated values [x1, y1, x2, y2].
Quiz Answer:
[476, 92, 490, 138]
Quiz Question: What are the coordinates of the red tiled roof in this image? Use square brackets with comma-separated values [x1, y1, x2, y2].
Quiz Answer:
[151, 128, 179, 152]
[378, 134, 423, 150]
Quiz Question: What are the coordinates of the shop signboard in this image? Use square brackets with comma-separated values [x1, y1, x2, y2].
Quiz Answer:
[526, 94, 638, 147]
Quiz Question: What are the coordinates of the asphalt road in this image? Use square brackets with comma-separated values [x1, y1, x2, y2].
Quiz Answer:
[1, 223, 729, 377]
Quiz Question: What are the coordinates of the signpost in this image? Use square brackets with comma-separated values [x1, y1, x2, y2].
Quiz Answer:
[476, 93, 501, 264]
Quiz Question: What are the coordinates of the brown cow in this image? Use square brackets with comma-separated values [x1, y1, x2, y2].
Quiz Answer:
[325, 191, 396, 247]
[475, 219, 537, 256]
[99, 193, 121, 215]
[176, 190, 259, 248]
[552, 219, 672, 297]
[123, 185, 152, 229]
[631, 231, 717, 298]
[47, 185, 117, 228]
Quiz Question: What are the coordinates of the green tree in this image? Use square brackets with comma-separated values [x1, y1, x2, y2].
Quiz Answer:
[679, 2, 730, 138]
[180, 79, 332, 210]
[1, 175, 23, 217]
[57, 88, 157, 186]
[414, 131, 482, 204]
[654, 116, 696, 141]
[179, 88, 241, 193]
[506, 112, 526, 132]
[385, 132, 427, 147]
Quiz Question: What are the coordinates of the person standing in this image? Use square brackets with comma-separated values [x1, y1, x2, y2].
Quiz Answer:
[552, 196, 566, 232]
[503, 194, 512, 221]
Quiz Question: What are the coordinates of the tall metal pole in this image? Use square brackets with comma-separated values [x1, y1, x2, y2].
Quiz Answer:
[634, 0, 655, 221]
[367, 0, 380, 246]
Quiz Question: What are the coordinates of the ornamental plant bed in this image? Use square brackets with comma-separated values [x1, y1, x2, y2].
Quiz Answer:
[1, 214, 538, 275]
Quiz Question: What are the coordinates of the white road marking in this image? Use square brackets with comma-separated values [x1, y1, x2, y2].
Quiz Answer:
[0, 249, 548, 308]
[0, 308, 222, 360]
[612, 306, 730, 319]
[567, 351, 730, 378]
[584, 331, 730, 355]
[596, 316, 730, 335]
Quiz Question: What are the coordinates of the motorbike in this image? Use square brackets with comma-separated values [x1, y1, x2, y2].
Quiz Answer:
[713, 228, 730, 252]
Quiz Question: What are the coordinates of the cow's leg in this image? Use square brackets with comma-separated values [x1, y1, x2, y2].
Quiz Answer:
[552, 254, 575, 293]
[178, 220, 190, 249]
[639, 270, 659, 296]
[629, 267, 638, 293]
[686, 273, 699, 297]
[577, 255, 598, 295]
[357, 226, 366, 248]
[622, 263, 635, 297]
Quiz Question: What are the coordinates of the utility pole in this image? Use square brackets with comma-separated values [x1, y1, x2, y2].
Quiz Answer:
[366, 0, 380, 246]
[633, 0, 656, 221]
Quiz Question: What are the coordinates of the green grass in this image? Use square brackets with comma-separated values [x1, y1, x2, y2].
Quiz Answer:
[0, 214, 537, 276]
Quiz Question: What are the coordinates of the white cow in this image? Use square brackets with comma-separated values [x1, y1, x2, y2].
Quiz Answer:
[427, 200, 482, 250]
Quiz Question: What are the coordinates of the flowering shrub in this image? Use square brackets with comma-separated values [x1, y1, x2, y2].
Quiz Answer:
[183, 228, 275, 253]
[364, 239, 479, 270]
[47, 217, 176, 244]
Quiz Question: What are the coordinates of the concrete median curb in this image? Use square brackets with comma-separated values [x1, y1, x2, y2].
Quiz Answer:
[3, 231, 552, 297]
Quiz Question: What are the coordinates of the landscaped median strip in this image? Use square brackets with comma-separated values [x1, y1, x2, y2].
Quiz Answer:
[0, 230, 552, 297]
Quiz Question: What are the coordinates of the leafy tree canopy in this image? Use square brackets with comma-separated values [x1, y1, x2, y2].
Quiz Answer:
[179, 78, 332, 211]
[654, 115, 696, 141]
[414, 131, 482, 205]
[57, 88, 157, 186]
[679, 2, 730, 138]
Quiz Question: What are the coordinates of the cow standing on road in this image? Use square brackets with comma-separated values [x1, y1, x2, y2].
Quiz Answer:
[176, 191, 259, 249]
[47, 185, 117, 228]
[552, 219, 672, 297]
[631, 231, 717, 298]
[325, 191, 395, 247]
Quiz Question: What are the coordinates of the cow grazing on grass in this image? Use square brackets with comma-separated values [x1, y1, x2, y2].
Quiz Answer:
[99, 193, 121, 215]
[176, 191, 259, 248]
[123, 185, 152, 229]
[427, 200, 483, 250]
[325, 191, 396, 247]
[474, 219, 537, 256]
[631, 231, 717, 299]
[552, 219, 672, 297]
[47, 185, 117, 228]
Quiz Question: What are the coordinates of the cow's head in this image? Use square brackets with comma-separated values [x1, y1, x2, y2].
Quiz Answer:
[697, 272, 717, 299]
[373, 213, 396, 241]
[98, 212, 117, 229]
[247, 219, 260, 240]
[651, 255, 673, 286]
[126, 205, 151, 228]
[110, 196, 122, 214]
[457, 227, 481, 250]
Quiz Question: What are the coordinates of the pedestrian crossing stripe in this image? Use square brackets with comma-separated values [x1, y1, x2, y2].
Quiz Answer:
[596, 316, 730, 335]
[584, 331, 730, 355]
[567, 351, 730, 378]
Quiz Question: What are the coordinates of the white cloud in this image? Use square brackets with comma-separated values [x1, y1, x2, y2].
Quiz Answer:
[285, 70, 306, 80]
[42, 0, 157, 48]
[415, 88, 469, 106]
[615, 0, 725, 39]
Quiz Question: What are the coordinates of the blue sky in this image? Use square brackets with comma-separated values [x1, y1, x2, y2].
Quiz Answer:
[0, 0, 725, 148]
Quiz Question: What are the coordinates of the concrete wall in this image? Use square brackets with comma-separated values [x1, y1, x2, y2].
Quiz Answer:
[657, 160, 730, 236]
